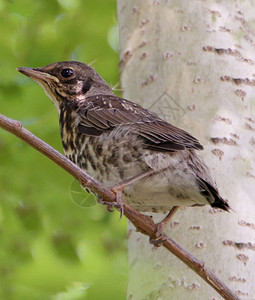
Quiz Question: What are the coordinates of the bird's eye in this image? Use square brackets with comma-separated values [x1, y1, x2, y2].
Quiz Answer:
[61, 68, 74, 78]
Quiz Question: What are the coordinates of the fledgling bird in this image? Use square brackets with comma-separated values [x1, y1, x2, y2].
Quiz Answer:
[17, 61, 230, 223]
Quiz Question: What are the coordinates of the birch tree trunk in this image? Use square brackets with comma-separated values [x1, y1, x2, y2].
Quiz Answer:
[118, 1, 255, 299]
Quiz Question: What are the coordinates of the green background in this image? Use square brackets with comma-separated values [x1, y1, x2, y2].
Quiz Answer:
[0, 1, 127, 299]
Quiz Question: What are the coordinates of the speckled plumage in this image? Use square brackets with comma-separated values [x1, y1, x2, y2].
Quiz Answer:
[18, 61, 230, 213]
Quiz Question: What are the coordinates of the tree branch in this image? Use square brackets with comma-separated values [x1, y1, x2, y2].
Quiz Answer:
[0, 113, 240, 300]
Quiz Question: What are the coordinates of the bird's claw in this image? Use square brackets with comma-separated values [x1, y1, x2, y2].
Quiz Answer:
[112, 187, 125, 219]
[97, 198, 113, 212]
[149, 208, 179, 247]
[155, 222, 165, 238]
[149, 222, 168, 247]
[98, 190, 124, 219]
[149, 233, 167, 247]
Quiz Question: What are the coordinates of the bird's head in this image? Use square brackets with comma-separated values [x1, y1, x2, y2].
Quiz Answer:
[17, 61, 114, 110]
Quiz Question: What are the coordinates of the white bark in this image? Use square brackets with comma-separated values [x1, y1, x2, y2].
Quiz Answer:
[118, 0, 255, 299]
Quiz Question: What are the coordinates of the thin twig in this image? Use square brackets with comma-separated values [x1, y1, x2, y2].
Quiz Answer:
[0, 113, 240, 300]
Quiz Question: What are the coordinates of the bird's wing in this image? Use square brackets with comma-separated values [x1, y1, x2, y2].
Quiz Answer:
[77, 95, 203, 152]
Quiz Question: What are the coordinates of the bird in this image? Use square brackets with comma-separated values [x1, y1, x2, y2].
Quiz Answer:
[17, 61, 230, 234]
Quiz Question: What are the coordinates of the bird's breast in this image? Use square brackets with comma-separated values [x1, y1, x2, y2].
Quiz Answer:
[62, 127, 149, 186]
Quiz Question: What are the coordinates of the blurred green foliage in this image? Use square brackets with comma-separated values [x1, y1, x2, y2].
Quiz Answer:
[0, 0, 127, 299]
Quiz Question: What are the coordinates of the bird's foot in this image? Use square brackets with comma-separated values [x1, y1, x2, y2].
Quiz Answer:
[98, 193, 124, 217]
[111, 187, 125, 218]
[149, 206, 179, 247]
[149, 234, 167, 247]
[97, 198, 114, 212]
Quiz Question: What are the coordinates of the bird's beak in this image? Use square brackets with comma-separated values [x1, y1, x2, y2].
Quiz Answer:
[17, 67, 59, 83]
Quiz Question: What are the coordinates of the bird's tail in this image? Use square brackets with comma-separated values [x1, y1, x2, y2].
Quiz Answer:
[211, 196, 231, 212]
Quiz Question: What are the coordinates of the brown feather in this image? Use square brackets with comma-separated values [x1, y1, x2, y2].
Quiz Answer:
[78, 95, 203, 152]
